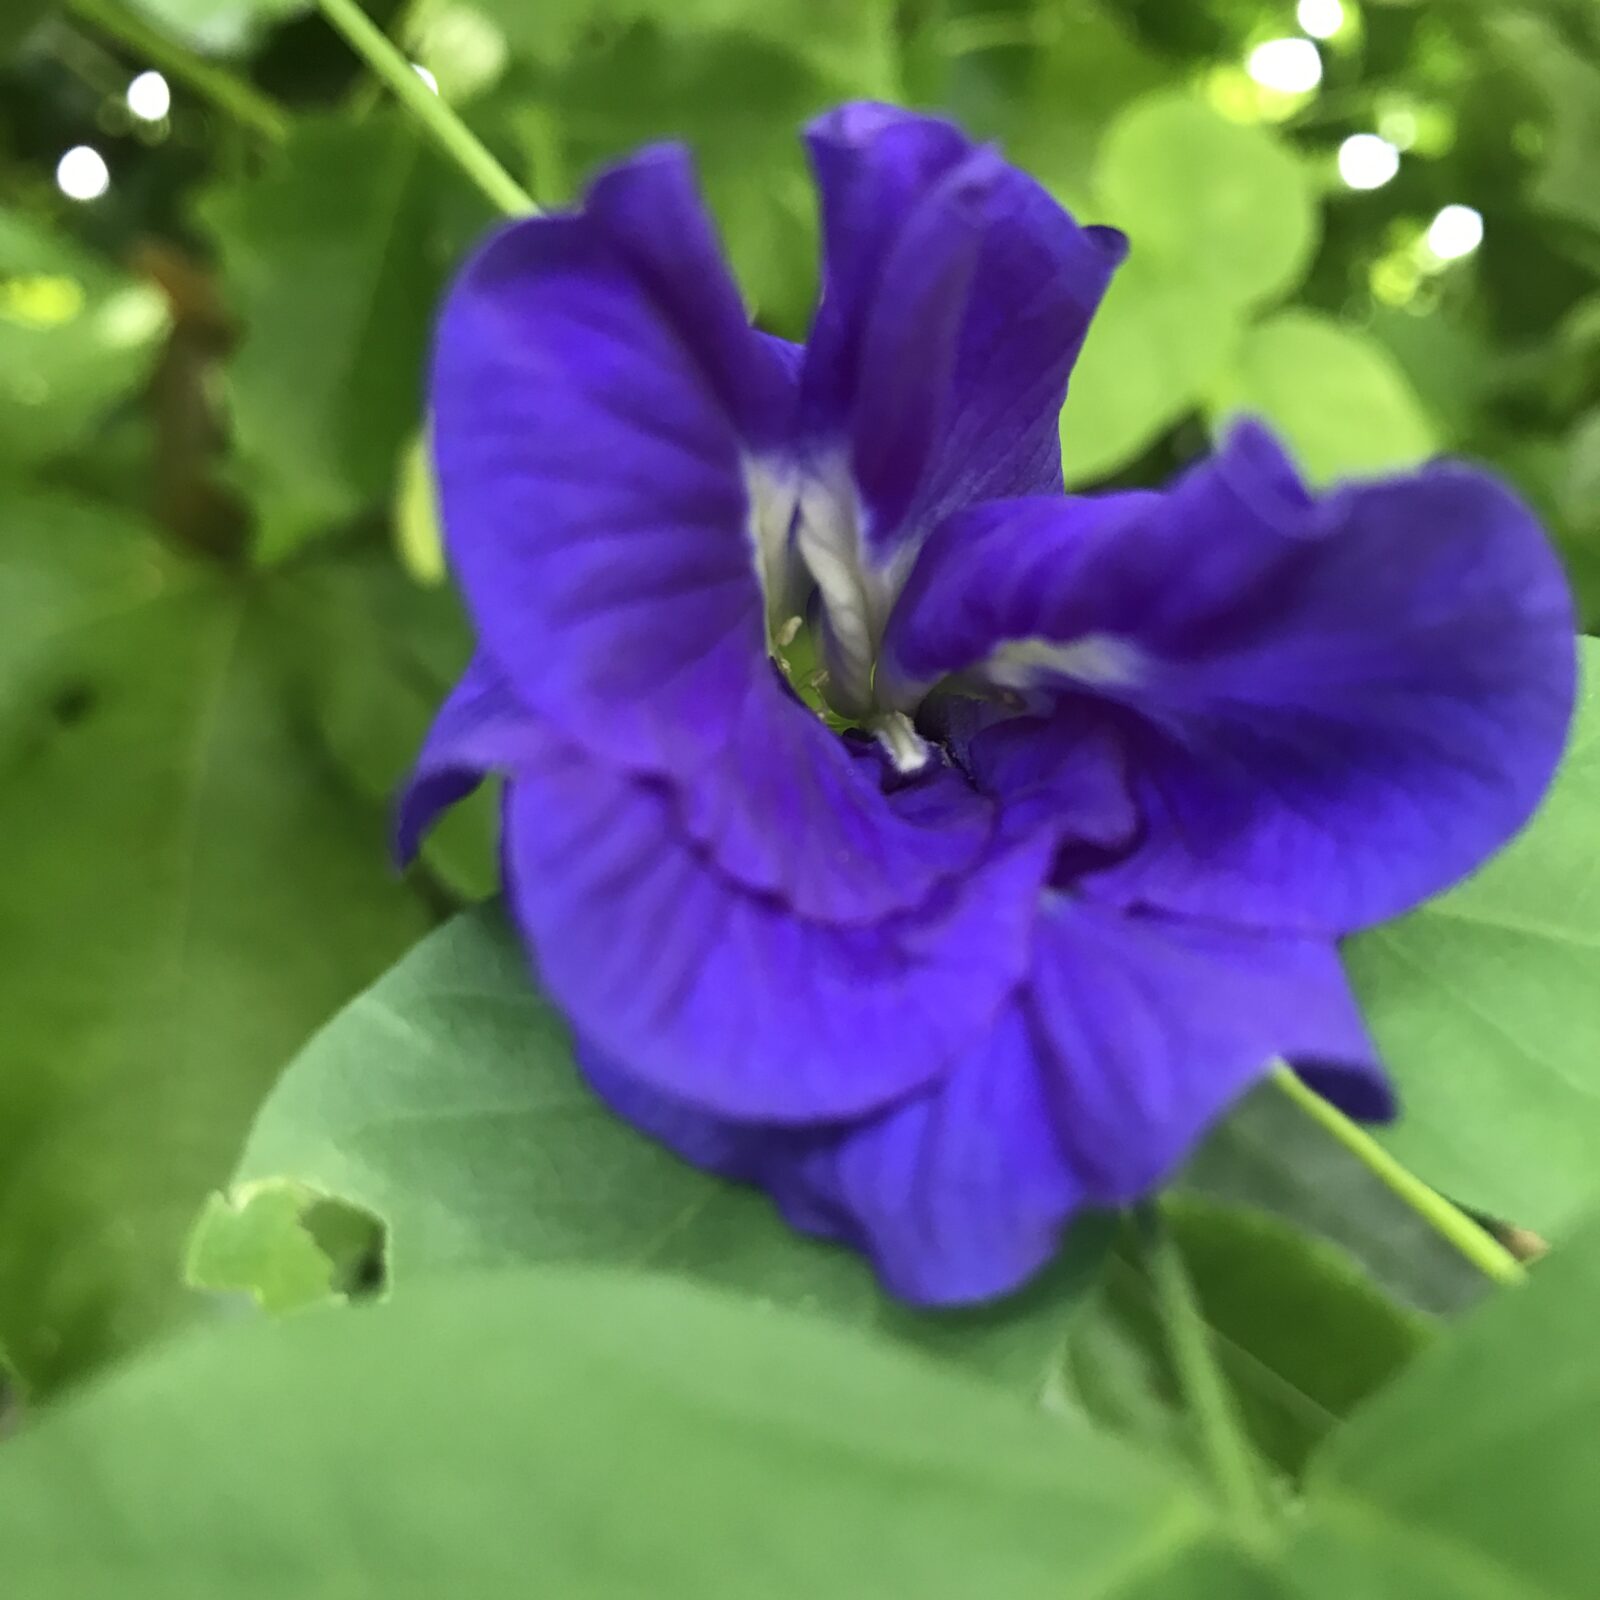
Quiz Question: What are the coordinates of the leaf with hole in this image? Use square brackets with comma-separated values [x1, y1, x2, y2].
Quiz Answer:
[198, 905, 1113, 1397]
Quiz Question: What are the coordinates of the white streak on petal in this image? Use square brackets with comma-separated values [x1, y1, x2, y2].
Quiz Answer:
[796, 453, 879, 716]
[745, 457, 801, 634]
[982, 634, 1148, 693]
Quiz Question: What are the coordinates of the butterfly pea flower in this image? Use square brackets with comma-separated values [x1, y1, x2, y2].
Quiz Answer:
[399, 104, 1576, 1305]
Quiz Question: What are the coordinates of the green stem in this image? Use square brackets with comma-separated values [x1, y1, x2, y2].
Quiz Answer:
[1137, 1203, 1275, 1548]
[313, 0, 535, 217]
[66, 0, 290, 144]
[1271, 1065, 1526, 1288]
[345, 0, 438, 120]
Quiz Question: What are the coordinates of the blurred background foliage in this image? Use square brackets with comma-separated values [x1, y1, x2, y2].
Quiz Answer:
[0, 0, 1596, 1400]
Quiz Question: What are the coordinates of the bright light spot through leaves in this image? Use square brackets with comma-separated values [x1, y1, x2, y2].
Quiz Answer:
[126, 71, 171, 122]
[1296, 0, 1345, 40]
[55, 146, 109, 202]
[1338, 134, 1400, 190]
[0, 275, 86, 329]
[1247, 38, 1322, 94]
[411, 63, 440, 94]
[1425, 204, 1484, 261]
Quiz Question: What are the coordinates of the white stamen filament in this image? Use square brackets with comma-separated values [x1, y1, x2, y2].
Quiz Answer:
[872, 711, 931, 774]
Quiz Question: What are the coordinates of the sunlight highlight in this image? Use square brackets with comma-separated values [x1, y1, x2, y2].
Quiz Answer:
[1425, 204, 1484, 260]
[1296, 0, 1346, 40]
[1247, 39, 1323, 94]
[126, 70, 171, 122]
[56, 145, 110, 202]
[1338, 134, 1400, 190]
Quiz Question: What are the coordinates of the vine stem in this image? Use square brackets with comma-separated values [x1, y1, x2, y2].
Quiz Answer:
[1271, 1065, 1526, 1288]
[66, 0, 291, 144]
[1136, 1202, 1275, 1548]
[313, 0, 536, 217]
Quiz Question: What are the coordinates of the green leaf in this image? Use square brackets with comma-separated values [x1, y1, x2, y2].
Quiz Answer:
[208, 906, 1112, 1397]
[0, 209, 169, 468]
[1093, 92, 1318, 314]
[123, 0, 308, 55]
[1492, 12, 1600, 236]
[1060, 252, 1236, 486]
[16, 1230, 1600, 1595]
[281, 553, 497, 902]
[199, 118, 470, 561]
[1208, 312, 1438, 485]
[0, 0, 52, 55]
[0, 1266, 1206, 1598]
[1562, 406, 1600, 533]
[480, 0, 898, 91]
[0, 1337, 22, 1436]
[999, 0, 1175, 206]
[538, 25, 828, 335]
[1297, 1208, 1600, 1597]
[1063, 1199, 1430, 1482]
[0, 493, 432, 1393]
[1347, 638, 1600, 1239]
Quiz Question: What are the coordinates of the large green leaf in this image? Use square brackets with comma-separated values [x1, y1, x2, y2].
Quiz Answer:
[1060, 253, 1235, 486]
[1346, 638, 1600, 1238]
[13, 1236, 1600, 1596]
[1057, 92, 1317, 485]
[1297, 1208, 1600, 1597]
[199, 118, 472, 561]
[1092, 93, 1318, 314]
[0, 493, 432, 1392]
[1207, 312, 1438, 485]
[192, 905, 1113, 1396]
[1063, 1199, 1429, 1483]
[0, 210, 169, 468]
[0, 1266, 1207, 1598]
[279, 553, 496, 901]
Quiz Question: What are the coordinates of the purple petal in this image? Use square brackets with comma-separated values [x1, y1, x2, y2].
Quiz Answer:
[801, 105, 974, 442]
[1025, 898, 1388, 1206]
[567, 886, 1384, 1308]
[802, 103, 1125, 554]
[578, 1040, 773, 1185]
[501, 730, 1056, 1123]
[784, 1003, 1085, 1304]
[393, 653, 538, 867]
[586, 147, 795, 450]
[577, 1010, 1085, 1307]
[763, 899, 1382, 1305]
[675, 673, 993, 924]
[430, 148, 794, 779]
[964, 709, 1141, 851]
[886, 423, 1577, 933]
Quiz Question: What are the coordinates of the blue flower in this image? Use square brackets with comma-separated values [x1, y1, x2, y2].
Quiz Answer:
[399, 104, 1576, 1304]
